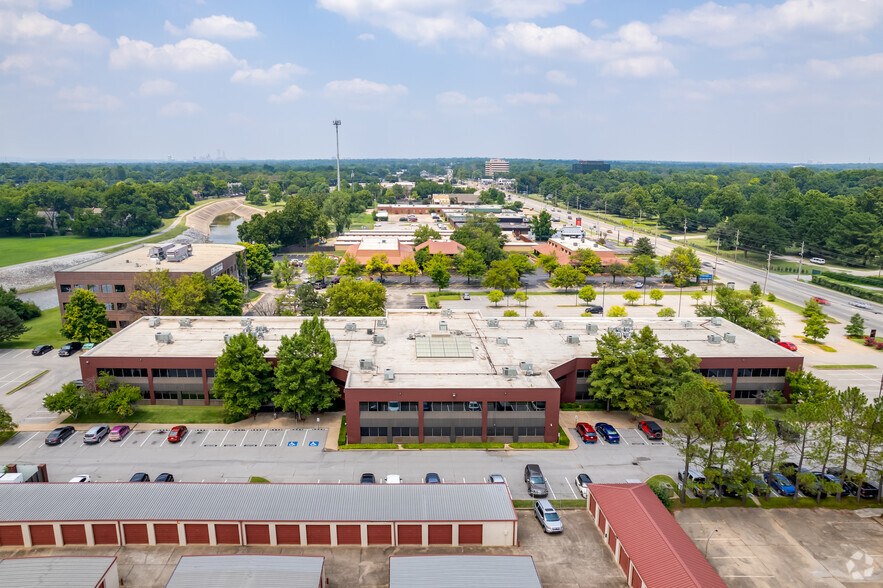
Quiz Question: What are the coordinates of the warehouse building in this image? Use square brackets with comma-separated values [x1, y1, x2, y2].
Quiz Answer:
[55, 243, 243, 332]
[0, 483, 517, 548]
[0, 556, 119, 588]
[166, 555, 325, 588]
[78, 311, 802, 444]
[389, 555, 542, 588]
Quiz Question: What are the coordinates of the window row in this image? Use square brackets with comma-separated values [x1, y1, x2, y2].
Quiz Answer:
[153, 390, 203, 400]
[734, 390, 762, 399]
[738, 368, 788, 378]
[576, 369, 591, 379]
[359, 401, 419, 412]
[698, 368, 734, 378]
[357, 401, 547, 412]
[206, 369, 216, 378]
[152, 368, 203, 378]
[100, 368, 148, 378]
[60, 284, 126, 293]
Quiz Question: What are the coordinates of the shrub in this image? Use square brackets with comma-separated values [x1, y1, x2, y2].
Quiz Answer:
[657, 307, 675, 317]
[533, 310, 545, 317]
[766, 293, 776, 302]
[503, 310, 519, 317]
[649, 482, 672, 510]
[607, 305, 627, 317]
[877, 342, 883, 351]
[864, 337, 875, 347]
[338, 416, 347, 446]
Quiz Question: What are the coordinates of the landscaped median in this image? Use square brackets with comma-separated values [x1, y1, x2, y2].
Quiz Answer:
[62, 404, 227, 424]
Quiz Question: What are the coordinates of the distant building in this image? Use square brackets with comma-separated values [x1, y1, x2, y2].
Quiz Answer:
[495, 178, 514, 189]
[534, 237, 627, 267]
[572, 160, 611, 174]
[432, 194, 451, 206]
[414, 240, 466, 257]
[344, 237, 413, 265]
[484, 159, 509, 176]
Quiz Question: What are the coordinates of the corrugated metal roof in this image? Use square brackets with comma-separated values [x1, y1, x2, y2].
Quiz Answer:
[389, 555, 541, 588]
[0, 483, 516, 523]
[166, 555, 323, 588]
[0, 556, 115, 588]
[588, 484, 727, 588]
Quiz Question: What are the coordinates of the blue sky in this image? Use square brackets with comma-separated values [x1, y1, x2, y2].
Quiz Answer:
[1, 0, 881, 163]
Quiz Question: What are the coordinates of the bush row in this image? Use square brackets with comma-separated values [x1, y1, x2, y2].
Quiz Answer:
[821, 270, 883, 288]
[810, 275, 883, 304]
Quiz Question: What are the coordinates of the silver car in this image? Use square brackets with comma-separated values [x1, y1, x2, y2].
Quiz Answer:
[83, 425, 109, 444]
[534, 500, 563, 533]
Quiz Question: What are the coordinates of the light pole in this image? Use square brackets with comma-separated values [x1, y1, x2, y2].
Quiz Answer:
[601, 282, 607, 313]
[677, 279, 684, 315]
[332, 120, 342, 192]
[704, 529, 719, 556]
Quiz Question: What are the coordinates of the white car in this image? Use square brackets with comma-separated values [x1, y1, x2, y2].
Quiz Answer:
[809, 257, 826, 265]
[850, 300, 872, 310]
[68, 475, 91, 483]
[385, 474, 402, 484]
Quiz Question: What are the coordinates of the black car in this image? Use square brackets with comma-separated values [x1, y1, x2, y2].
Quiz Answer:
[155, 473, 174, 482]
[814, 472, 843, 497]
[360, 473, 376, 484]
[585, 305, 603, 315]
[58, 342, 83, 357]
[32, 344, 53, 356]
[44, 426, 75, 445]
[129, 473, 150, 482]
[750, 476, 771, 497]
[828, 467, 880, 499]
[425, 473, 441, 484]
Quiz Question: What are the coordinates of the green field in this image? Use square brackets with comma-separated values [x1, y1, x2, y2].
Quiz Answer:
[0, 308, 65, 349]
[63, 404, 227, 424]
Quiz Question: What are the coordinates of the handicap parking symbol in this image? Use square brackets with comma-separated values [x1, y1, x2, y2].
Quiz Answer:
[287, 441, 298, 447]
[308, 441, 319, 447]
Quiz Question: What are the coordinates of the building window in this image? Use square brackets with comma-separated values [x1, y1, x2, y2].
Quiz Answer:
[107, 321, 117, 328]
[700, 368, 734, 378]
[87, 284, 98, 293]
[360, 427, 388, 437]
[114, 285, 126, 293]
[206, 369, 215, 378]
[151, 368, 203, 378]
[455, 427, 482, 437]
[141, 390, 151, 400]
[116, 303, 127, 310]
[101, 284, 113, 293]
[74, 284, 85, 291]
[182, 392, 205, 400]
[734, 390, 760, 399]
[486, 426, 514, 436]
[391, 427, 417, 436]
[60, 284, 71, 293]
[737, 368, 786, 378]
[576, 369, 591, 379]
[104, 303, 114, 311]
[119, 321, 129, 328]
[101, 368, 148, 378]
[518, 426, 544, 436]
[423, 427, 451, 437]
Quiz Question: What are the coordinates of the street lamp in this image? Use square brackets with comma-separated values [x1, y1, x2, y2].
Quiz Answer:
[704, 529, 719, 557]
[677, 279, 684, 315]
[601, 282, 607, 313]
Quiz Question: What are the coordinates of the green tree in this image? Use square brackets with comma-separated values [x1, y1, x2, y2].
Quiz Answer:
[607, 305, 627, 317]
[0, 306, 28, 343]
[508, 253, 536, 279]
[488, 290, 504, 306]
[548, 265, 584, 292]
[452, 214, 506, 264]
[661, 246, 701, 285]
[365, 254, 394, 281]
[657, 307, 675, 317]
[649, 288, 664, 305]
[426, 255, 451, 290]
[268, 183, 283, 204]
[0, 403, 15, 436]
[784, 400, 822, 502]
[337, 253, 363, 277]
[130, 269, 173, 316]
[455, 249, 486, 284]
[214, 274, 245, 316]
[630, 255, 658, 286]
[803, 313, 829, 342]
[326, 278, 386, 316]
[274, 316, 339, 417]
[414, 247, 431, 270]
[0, 286, 41, 320]
[238, 242, 273, 283]
[531, 210, 553, 241]
[306, 252, 338, 282]
[623, 291, 640, 306]
[836, 387, 867, 500]
[668, 379, 720, 503]
[696, 285, 783, 339]
[578, 285, 596, 306]
[42, 382, 84, 418]
[749, 283, 763, 298]
[212, 332, 275, 423]
[632, 236, 655, 257]
[537, 253, 559, 276]
[60, 289, 111, 343]
[503, 309, 519, 317]
[483, 259, 521, 292]
[606, 261, 630, 284]
[690, 291, 705, 305]
[398, 256, 420, 284]
[571, 249, 602, 275]
[784, 370, 835, 404]
[590, 327, 660, 416]
[846, 313, 865, 338]
[167, 273, 216, 315]
[101, 384, 142, 418]
[413, 225, 441, 245]
[514, 291, 528, 314]
[272, 258, 294, 288]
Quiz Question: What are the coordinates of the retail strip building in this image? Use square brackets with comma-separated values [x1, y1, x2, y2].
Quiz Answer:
[79, 311, 802, 445]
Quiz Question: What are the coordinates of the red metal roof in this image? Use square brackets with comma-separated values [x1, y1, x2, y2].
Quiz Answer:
[588, 483, 727, 588]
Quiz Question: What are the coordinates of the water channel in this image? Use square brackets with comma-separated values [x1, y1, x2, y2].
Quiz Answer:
[208, 213, 244, 244]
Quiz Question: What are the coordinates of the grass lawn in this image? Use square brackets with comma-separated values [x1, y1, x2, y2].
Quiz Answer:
[63, 404, 227, 424]
[349, 212, 375, 230]
[0, 235, 149, 267]
[741, 404, 791, 418]
[794, 336, 837, 352]
[813, 364, 877, 369]
[249, 476, 271, 483]
[0, 308, 65, 349]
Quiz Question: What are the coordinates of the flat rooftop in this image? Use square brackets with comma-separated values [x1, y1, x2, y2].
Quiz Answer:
[550, 237, 611, 252]
[84, 311, 797, 390]
[62, 243, 244, 274]
[390, 555, 541, 588]
[167, 555, 323, 588]
[0, 556, 116, 588]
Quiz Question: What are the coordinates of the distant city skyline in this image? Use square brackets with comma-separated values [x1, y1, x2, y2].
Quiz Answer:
[1, 0, 881, 163]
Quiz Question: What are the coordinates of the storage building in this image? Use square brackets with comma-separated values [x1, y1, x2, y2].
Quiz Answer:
[166, 555, 325, 588]
[389, 555, 542, 588]
[0, 556, 119, 588]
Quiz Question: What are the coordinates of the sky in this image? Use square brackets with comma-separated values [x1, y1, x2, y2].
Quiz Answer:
[0, 0, 882, 163]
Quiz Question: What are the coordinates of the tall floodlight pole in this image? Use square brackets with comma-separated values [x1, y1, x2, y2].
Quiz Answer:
[333, 120, 342, 191]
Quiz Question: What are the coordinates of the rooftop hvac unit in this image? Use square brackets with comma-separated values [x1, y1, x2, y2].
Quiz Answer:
[407, 333, 415, 340]
[487, 318, 499, 328]
[711, 317, 722, 326]
[384, 368, 395, 381]
[621, 318, 634, 327]
[707, 334, 722, 344]
[520, 361, 533, 373]
[724, 333, 736, 344]
[329, 335, 335, 343]
[359, 359, 374, 371]
[377, 318, 387, 328]
[165, 243, 192, 262]
[566, 334, 580, 344]
[155, 332, 173, 344]
[525, 318, 536, 328]
[681, 320, 693, 328]
[502, 366, 518, 378]
[373, 334, 386, 345]
[224, 333, 235, 344]
[345, 322, 357, 332]
[439, 320, 448, 331]
[585, 324, 598, 335]
[147, 317, 160, 327]
[441, 309, 452, 318]
[367, 328, 374, 335]
[241, 318, 252, 328]
[178, 318, 191, 327]
[552, 321, 564, 329]
[496, 336, 508, 345]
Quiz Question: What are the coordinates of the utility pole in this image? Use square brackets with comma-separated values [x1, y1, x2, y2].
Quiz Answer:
[734, 229, 740, 261]
[683, 217, 688, 245]
[632, 218, 636, 238]
[796, 241, 804, 280]
[763, 250, 772, 294]
[713, 238, 720, 282]
[332, 120, 342, 192]
[654, 222, 659, 249]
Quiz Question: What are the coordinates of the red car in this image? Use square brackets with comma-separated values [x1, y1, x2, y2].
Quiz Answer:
[576, 422, 597, 443]
[778, 341, 798, 351]
[811, 297, 830, 305]
[639, 420, 663, 440]
[167, 425, 188, 443]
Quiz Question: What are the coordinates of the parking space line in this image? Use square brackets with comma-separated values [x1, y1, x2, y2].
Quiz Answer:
[160, 435, 167, 447]
[279, 430, 289, 446]
[119, 434, 132, 447]
[200, 431, 212, 446]
[218, 430, 230, 446]
[564, 476, 577, 499]
[548, 484, 557, 499]
[17, 432, 39, 447]
[301, 430, 308, 446]
[140, 432, 153, 447]
[259, 430, 269, 446]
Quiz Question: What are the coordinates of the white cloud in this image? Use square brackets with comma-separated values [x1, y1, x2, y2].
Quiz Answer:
[490, 20, 661, 62]
[546, 70, 576, 85]
[358, 32, 375, 40]
[164, 15, 260, 40]
[230, 63, 306, 84]
[602, 56, 676, 78]
[55, 86, 121, 111]
[590, 18, 606, 29]
[324, 78, 407, 109]
[0, 9, 105, 49]
[138, 79, 176, 96]
[436, 90, 499, 114]
[807, 53, 883, 79]
[158, 101, 201, 117]
[484, 0, 583, 19]
[505, 92, 560, 105]
[110, 36, 244, 70]
[268, 85, 305, 103]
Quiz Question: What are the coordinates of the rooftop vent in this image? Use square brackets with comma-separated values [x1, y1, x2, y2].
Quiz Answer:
[407, 333, 416, 340]
[520, 361, 533, 374]
[566, 334, 581, 344]
[621, 318, 634, 327]
[155, 332, 173, 344]
[329, 335, 335, 343]
[487, 318, 499, 328]
[681, 320, 693, 328]
[178, 318, 191, 327]
[496, 336, 508, 345]
[359, 359, 374, 371]
[224, 333, 235, 344]
[724, 333, 736, 344]
[147, 317, 160, 327]
[439, 320, 448, 331]
[345, 322, 357, 332]
[240, 318, 252, 328]
[254, 325, 268, 339]
[525, 318, 536, 328]
[384, 368, 395, 381]
[502, 366, 518, 378]
[707, 334, 722, 344]
[552, 321, 564, 329]
[441, 309, 452, 318]
[377, 318, 387, 328]
[711, 317, 722, 327]
[367, 328, 374, 335]
[585, 324, 598, 335]
[373, 334, 386, 345]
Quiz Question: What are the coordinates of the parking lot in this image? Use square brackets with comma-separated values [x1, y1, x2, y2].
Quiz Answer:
[0, 347, 82, 425]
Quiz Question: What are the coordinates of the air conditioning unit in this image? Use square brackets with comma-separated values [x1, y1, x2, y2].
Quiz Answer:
[178, 318, 191, 327]
[487, 318, 499, 328]
[240, 318, 252, 327]
[441, 309, 452, 318]
[502, 366, 518, 378]
[345, 322, 357, 332]
[224, 333, 235, 344]
[439, 320, 448, 331]
[724, 333, 736, 344]
[552, 321, 564, 329]
[525, 318, 536, 328]
[155, 332, 173, 344]
[566, 334, 580, 344]
[707, 334, 722, 344]
[711, 317, 722, 326]
[585, 324, 598, 335]
[496, 336, 508, 345]
[373, 334, 386, 345]
[377, 318, 387, 328]
[621, 318, 634, 327]
[681, 320, 693, 328]
[367, 328, 374, 335]
[147, 317, 160, 327]
[384, 368, 395, 381]
[520, 361, 533, 373]
[359, 359, 374, 370]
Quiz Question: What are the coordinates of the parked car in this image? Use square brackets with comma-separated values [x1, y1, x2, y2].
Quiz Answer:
[774, 421, 800, 442]
[809, 257, 825, 265]
[778, 462, 802, 483]
[360, 473, 376, 484]
[524, 464, 548, 497]
[71, 379, 84, 388]
[827, 467, 879, 499]
[385, 474, 402, 484]
[575, 473, 592, 498]
[779, 463, 822, 497]
[764, 472, 795, 496]
[575, 422, 597, 443]
[58, 341, 83, 357]
[330, 276, 341, 285]
[716, 471, 746, 498]
[129, 473, 150, 482]
[585, 305, 603, 315]
[68, 475, 91, 483]
[534, 499, 563, 533]
[108, 425, 130, 441]
[83, 425, 110, 444]
[487, 474, 506, 484]
[813, 472, 843, 497]
[45, 426, 75, 445]
[750, 476, 770, 497]
[155, 473, 175, 482]
[678, 468, 711, 498]
[463, 293, 471, 300]
[810, 297, 830, 305]
[850, 300, 872, 310]
[424, 473, 441, 484]
[639, 420, 663, 440]
[595, 422, 620, 444]
[466, 401, 481, 411]
[634, 281, 644, 288]
[399, 217, 408, 221]
[777, 341, 798, 351]
[32, 344, 53, 356]
[767, 335, 780, 344]
[167, 426, 187, 443]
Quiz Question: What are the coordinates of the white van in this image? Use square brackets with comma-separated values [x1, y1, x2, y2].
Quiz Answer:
[809, 257, 825, 265]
